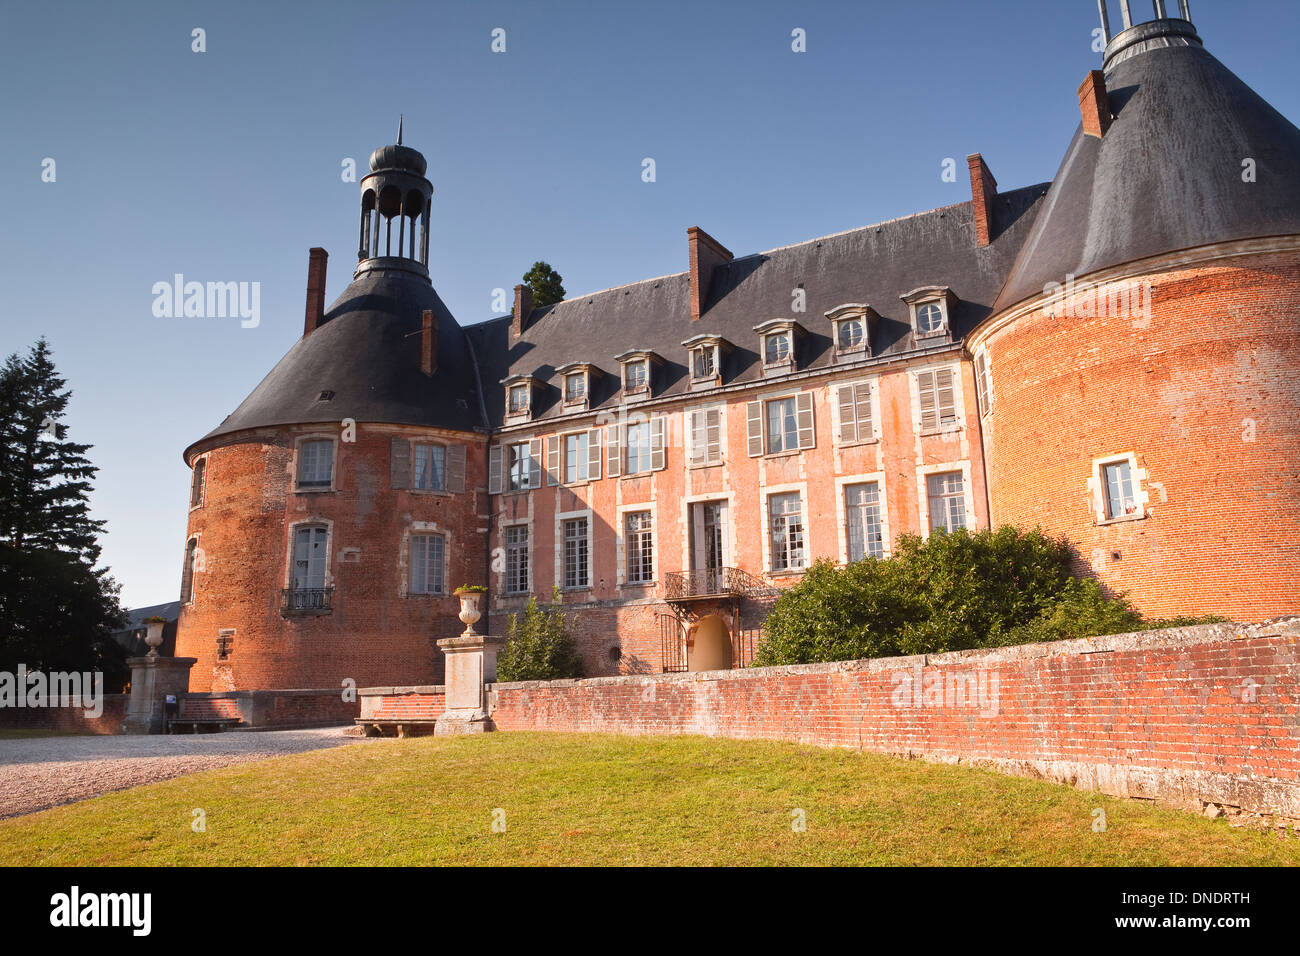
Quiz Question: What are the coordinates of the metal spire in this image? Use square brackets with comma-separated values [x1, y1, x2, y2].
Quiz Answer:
[397, 115, 404, 146]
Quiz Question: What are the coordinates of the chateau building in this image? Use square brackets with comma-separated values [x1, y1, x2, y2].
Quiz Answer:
[178, 5, 1300, 693]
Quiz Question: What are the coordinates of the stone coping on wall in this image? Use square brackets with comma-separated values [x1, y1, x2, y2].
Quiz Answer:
[485, 617, 1299, 691]
[357, 685, 446, 697]
[185, 688, 351, 699]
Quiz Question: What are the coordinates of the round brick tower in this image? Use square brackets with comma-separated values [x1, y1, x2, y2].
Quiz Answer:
[176, 130, 489, 693]
[970, 11, 1300, 621]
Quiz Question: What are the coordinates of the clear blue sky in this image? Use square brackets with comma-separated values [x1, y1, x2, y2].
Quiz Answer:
[1, 0, 1297, 609]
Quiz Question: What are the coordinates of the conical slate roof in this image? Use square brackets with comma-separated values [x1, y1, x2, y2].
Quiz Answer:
[993, 19, 1300, 313]
[187, 266, 486, 457]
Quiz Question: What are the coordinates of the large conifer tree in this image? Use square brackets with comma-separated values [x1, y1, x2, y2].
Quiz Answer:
[0, 340, 125, 679]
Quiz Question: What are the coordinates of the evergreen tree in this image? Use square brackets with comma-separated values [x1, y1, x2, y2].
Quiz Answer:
[0, 340, 126, 680]
[522, 261, 566, 308]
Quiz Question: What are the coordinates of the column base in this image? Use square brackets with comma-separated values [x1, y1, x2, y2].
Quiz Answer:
[433, 710, 496, 735]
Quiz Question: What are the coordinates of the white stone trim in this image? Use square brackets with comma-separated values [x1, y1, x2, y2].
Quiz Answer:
[1087, 451, 1151, 525]
[834, 471, 891, 563]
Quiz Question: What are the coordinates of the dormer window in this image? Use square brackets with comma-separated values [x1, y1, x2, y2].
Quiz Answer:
[824, 305, 880, 360]
[555, 362, 600, 412]
[753, 320, 804, 376]
[508, 384, 529, 414]
[682, 335, 732, 390]
[502, 374, 540, 421]
[900, 287, 957, 342]
[614, 349, 662, 400]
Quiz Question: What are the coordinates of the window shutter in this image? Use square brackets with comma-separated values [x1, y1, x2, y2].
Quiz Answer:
[650, 417, 666, 471]
[855, 384, 872, 439]
[746, 401, 763, 457]
[706, 408, 721, 463]
[586, 428, 602, 480]
[685, 410, 699, 464]
[917, 370, 937, 431]
[487, 445, 503, 494]
[837, 385, 857, 444]
[796, 391, 815, 449]
[528, 439, 543, 488]
[391, 438, 411, 489]
[606, 424, 621, 478]
[936, 368, 956, 423]
[446, 443, 466, 493]
[546, 436, 560, 485]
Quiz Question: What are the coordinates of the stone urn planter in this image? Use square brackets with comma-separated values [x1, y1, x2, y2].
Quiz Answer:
[143, 618, 167, 658]
[454, 587, 485, 636]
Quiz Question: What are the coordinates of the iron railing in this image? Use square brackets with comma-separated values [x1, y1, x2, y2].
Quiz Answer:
[663, 568, 740, 600]
[281, 587, 333, 614]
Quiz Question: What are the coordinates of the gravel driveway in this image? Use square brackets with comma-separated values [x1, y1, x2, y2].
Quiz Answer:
[0, 727, 369, 819]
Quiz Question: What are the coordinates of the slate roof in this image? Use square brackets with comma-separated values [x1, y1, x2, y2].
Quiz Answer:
[467, 183, 1048, 426]
[188, 266, 487, 457]
[994, 22, 1300, 312]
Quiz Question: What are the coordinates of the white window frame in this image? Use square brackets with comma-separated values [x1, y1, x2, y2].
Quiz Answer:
[916, 461, 975, 537]
[691, 345, 717, 382]
[686, 405, 725, 467]
[763, 330, 791, 366]
[563, 430, 590, 484]
[623, 359, 648, 394]
[765, 490, 807, 574]
[407, 531, 447, 596]
[834, 472, 891, 564]
[555, 508, 594, 591]
[189, 456, 207, 510]
[911, 362, 964, 436]
[411, 442, 447, 492]
[836, 317, 867, 353]
[505, 441, 535, 493]
[624, 420, 653, 476]
[563, 371, 587, 406]
[294, 435, 338, 492]
[974, 348, 993, 417]
[620, 507, 656, 587]
[833, 379, 878, 447]
[503, 522, 531, 595]
[285, 518, 334, 590]
[1089, 452, 1150, 525]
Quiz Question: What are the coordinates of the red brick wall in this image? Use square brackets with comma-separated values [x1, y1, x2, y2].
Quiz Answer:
[977, 249, 1300, 621]
[484, 619, 1300, 817]
[176, 423, 488, 692]
[0, 695, 128, 735]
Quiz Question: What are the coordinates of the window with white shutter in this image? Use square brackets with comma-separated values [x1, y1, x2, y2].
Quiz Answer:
[916, 368, 958, 432]
[837, 383, 873, 445]
[688, 408, 722, 465]
[974, 351, 993, 416]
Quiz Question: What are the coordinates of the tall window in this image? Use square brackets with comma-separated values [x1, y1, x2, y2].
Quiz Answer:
[297, 440, 334, 489]
[974, 351, 993, 416]
[766, 398, 799, 453]
[769, 493, 805, 572]
[506, 442, 533, 492]
[916, 368, 958, 431]
[292, 525, 329, 591]
[625, 511, 653, 584]
[927, 472, 967, 532]
[564, 432, 589, 484]
[180, 538, 199, 603]
[845, 482, 884, 561]
[413, 444, 446, 491]
[190, 458, 205, 508]
[1102, 460, 1138, 519]
[625, 421, 651, 475]
[689, 408, 722, 465]
[409, 533, 446, 595]
[504, 525, 529, 594]
[563, 517, 590, 589]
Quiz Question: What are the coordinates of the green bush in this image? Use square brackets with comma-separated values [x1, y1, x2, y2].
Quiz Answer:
[753, 526, 1206, 666]
[496, 588, 584, 682]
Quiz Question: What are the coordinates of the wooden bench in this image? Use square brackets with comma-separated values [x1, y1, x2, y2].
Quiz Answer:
[355, 718, 440, 738]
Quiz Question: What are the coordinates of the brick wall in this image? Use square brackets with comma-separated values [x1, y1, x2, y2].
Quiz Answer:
[481, 619, 1300, 818]
[0, 695, 128, 735]
[176, 423, 488, 692]
[182, 689, 360, 728]
[976, 247, 1300, 621]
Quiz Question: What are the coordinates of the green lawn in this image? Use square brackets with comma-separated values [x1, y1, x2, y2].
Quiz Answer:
[4, 732, 1297, 866]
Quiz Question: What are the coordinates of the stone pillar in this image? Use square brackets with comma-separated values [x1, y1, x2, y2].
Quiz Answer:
[120, 656, 196, 734]
[433, 635, 505, 735]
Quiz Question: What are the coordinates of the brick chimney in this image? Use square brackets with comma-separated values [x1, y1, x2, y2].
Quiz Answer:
[1078, 70, 1112, 139]
[512, 283, 533, 337]
[966, 154, 999, 248]
[687, 227, 733, 321]
[304, 248, 328, 336]
[421, 310, 437, 375]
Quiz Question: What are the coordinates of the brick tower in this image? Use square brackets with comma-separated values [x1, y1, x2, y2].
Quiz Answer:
[176, 126, 489, 693]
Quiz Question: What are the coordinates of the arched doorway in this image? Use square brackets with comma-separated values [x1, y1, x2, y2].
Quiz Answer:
[688, 614, 732, 672]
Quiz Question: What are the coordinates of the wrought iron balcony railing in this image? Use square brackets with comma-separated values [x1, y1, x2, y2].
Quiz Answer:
[663, 568, 741, 601]
[281, 587, 333, 615]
